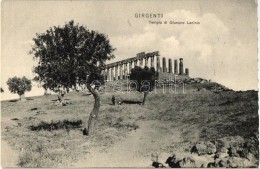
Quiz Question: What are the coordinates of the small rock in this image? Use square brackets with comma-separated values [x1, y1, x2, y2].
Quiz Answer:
[82, 128, 88, 136]
[207, 162, 216, 168]
[151, 162, 165, 168]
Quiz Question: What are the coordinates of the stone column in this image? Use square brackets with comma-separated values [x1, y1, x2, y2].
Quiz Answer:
[174, 59, 178, 74]
[110, 66, 114, 81]
[129, 61, 132, 72]
[120, 64, 123, 79]
[185, 68, 189, 76]
[124, 63, 127, 79]
[150, 56, 154, 68]
[162, 57, 166, 73]
[145, 57, 148, 67]
[107, 68, 110, 81]
[134, 60, 138, 67]
[156, 56, 160, 72]
[139, 58, 143, 67]
[115, 65, 118, 80]
[179, 58, 184, 75]
[168, 59, 172, 73]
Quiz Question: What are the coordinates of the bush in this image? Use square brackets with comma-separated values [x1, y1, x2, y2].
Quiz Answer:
[6, 76, 32, 100]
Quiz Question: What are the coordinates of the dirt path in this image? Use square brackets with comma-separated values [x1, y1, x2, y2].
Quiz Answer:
[1, 117, 19, 167]
[1, 140, 19, 167]
[74, 120, 181, 167]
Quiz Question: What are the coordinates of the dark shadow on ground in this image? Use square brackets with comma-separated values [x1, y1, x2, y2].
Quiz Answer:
[51, 98, 70, 101]
[119, 100, 143, 105]
[9, 100, 19, 102]
[82, 93, 92, 96]
[30, 119, 83, 131]
[26, 98, 34, 100]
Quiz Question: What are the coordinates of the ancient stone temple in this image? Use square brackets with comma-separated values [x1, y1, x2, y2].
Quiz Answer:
[102, 51, 190, 81]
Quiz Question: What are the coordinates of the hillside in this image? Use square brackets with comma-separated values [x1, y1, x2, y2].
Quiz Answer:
[1, 81, 258, 167]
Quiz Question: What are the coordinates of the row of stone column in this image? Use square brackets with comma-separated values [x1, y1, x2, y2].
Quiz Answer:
[103, 56, 189, 81]
[104, 56, 154, 81]
[162, 57, 189, 75]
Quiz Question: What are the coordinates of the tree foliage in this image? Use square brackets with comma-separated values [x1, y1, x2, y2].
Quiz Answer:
[6, 76, 32, 97]
[30, 20, 115, 91]
[130, 66, 158, 104]
[30, 20, 115, 135]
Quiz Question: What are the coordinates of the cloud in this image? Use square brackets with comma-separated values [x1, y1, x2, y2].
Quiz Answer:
[110, 10, 257, 90]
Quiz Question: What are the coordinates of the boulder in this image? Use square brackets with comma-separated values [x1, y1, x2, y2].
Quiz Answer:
[179, 157, 196, 168]
[243, 134, 259, 159]
[246, 152, 257, 164]
[212, 156, 258, 168]
[165, 154, 182, 168]
[192, 141, 216, 155]
[218, 159, 228, 167]
[227, 145, 242, 157]
[195, 143, 207, 155]
[214, 150, 229, 159]
[151, 162, 165, 168]
[226, 136, 245, 148]
[214, 138, 228, 153]
[229, 157, 256, 167]
[166, 154, 205, 168]
[214, 136, 244, 154]
[190, 154, 214, 168]
[226, 158, 239, 168]
[207, 162, 216, 168]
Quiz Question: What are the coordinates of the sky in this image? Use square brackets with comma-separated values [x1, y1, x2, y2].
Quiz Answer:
[1, 0, 258, 100]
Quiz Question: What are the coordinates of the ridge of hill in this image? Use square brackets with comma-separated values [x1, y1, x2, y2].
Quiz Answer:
[103, 77, 233, 93]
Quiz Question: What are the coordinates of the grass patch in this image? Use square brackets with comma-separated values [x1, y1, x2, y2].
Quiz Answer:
[112, 117, 139, 130]
[1, 88, 258, 167]
[101, 115, 139, 131]
[18, 139, 81, 167]
[146, 90, 258, 140]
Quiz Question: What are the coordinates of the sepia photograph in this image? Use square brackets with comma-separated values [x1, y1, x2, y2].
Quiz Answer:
[1, 0, 259, 168]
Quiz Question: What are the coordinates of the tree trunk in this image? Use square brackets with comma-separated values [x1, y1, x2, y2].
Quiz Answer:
[44, 89, 48, 95]
[85, 82, 101, 136]
[19, 94, 26, 101]
[142, 92, 149, 105]
[57, 92, 65, 105]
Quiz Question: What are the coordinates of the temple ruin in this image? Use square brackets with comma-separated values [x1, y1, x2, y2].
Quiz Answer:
[102, 51, 190, 81]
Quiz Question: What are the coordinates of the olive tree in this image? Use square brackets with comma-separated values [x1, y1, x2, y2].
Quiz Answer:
[130, 66, 158, 105]
[30, 20, 115, 135]
[6, 76, 32, 101]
